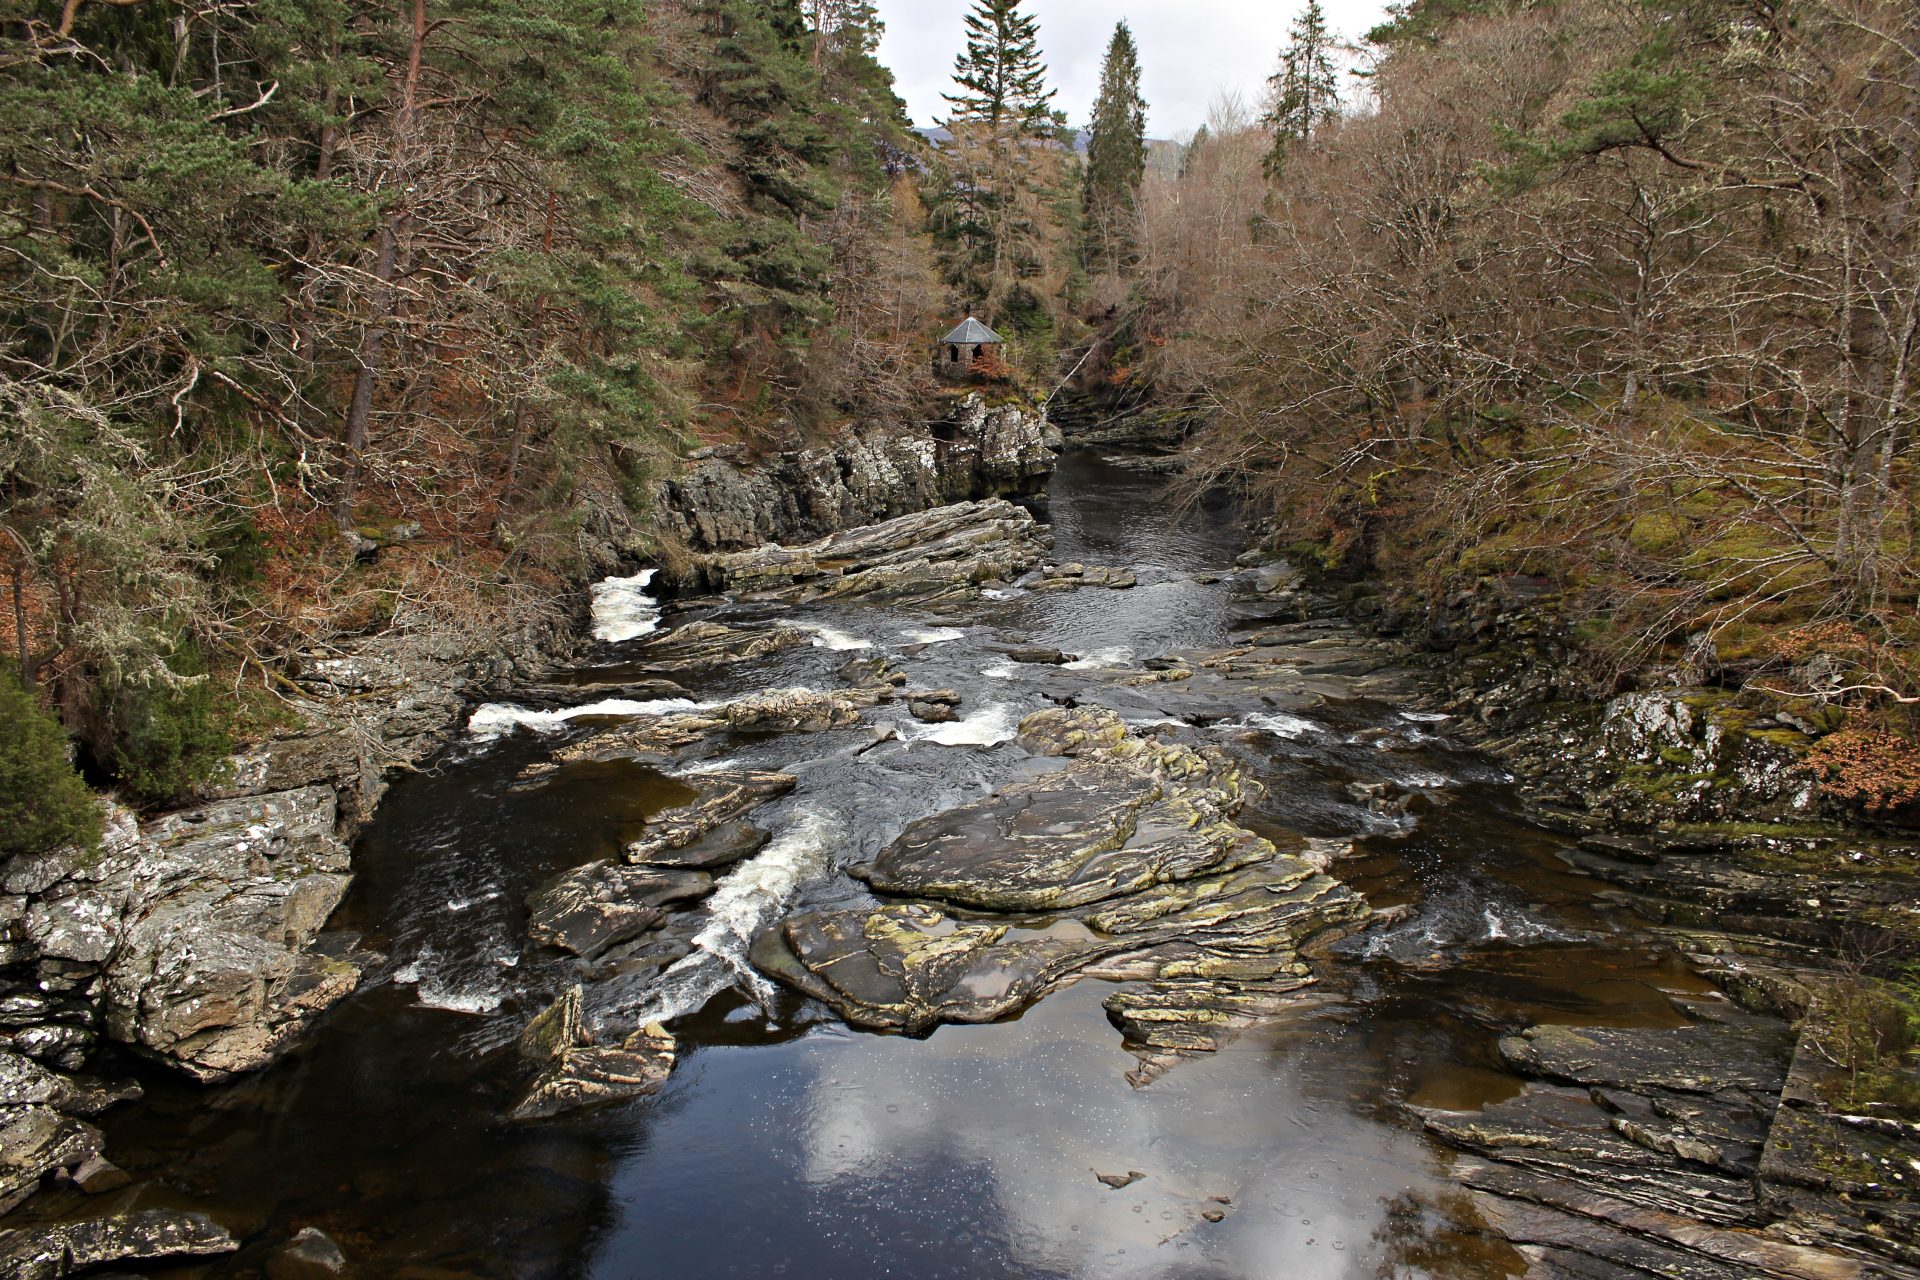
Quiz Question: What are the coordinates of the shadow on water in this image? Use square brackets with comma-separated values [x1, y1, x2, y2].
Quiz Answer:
[30, 451, 1721, 1279]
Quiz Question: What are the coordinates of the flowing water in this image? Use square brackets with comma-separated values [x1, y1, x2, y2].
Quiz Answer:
[36, 453, 1718, 1278]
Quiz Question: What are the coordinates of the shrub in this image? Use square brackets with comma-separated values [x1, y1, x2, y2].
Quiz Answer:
[1807, 728, 1920, 814]
[102, 643, 234, 807]
[0, 668, 102, 858]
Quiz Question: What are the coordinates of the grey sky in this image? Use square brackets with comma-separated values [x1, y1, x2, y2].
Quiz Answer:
[874, 1, 1392, 138]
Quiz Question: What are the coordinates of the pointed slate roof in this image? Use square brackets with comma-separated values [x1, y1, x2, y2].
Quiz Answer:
[941, 316, 1002, 345]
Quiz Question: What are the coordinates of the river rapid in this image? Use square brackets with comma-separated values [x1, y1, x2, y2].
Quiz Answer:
[50, 452, 1722, 1278]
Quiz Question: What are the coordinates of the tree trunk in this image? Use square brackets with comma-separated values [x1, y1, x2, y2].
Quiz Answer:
[334, 0, 428, 532]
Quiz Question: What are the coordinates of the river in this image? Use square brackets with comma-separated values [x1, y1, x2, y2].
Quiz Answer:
[46, 452, 1718, 1278]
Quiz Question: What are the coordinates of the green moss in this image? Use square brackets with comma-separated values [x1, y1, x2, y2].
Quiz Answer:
[1627, 512, 1686, 553]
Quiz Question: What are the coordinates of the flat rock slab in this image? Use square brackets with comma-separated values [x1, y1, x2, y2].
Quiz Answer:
[1104, 976, 1317, 1056]
[1421, 1085, 1763, 1226]
[617, 621, 811, 670]
[636, 822, 769, 871]
[755, 907, 1118, 1034]
[548, 690, 867, 771]
[527, 864, 713, 958]
[1459, 1158, 1887, 1280]
[0, 1208, 237, 1280]
[1500, 1022, 1793, 1098]
[699, 499, 1050, 607]
[625, 771, 796, 864]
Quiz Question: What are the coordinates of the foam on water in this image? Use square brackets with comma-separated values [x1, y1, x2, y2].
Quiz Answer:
[416, 982, 505, 1015]
[802, 624, 873, 652]
[1064, 646, 1131, 670]
[466, 696, 706, 739]
[1399, 710, 1453, 723]
[1245, 710, 1323, 740]
[903, 703, 1019, 748]
[981, 661, 1017, 680]
[590, 570, 661, 643]
[901, 627, 966, 645]
[627, 811, 834, 1025]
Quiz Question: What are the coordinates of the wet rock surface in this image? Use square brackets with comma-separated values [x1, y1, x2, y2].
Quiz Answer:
[527, 863, 714, 958]
[510, 986, 676, 1121]
[756, 708, 1370, 1070]
[622, 771, 797, 865]
[0, 1207, 238, 1278]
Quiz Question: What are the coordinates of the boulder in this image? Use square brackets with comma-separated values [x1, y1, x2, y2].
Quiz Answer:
[266, 1227, 349, 1279]
[527, 863, 713, 958]
[547, 690, 864, 771]
[907, 690, 962, 724]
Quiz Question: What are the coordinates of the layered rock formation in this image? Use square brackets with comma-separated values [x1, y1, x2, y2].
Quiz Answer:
[657, 393, 1059, 553]
[1419, 1004, 1919, 1278]
[685, 497, 1051, 605]
[753, 708, 1373, 1080]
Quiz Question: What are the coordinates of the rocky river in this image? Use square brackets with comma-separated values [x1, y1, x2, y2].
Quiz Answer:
[2, 448, 1916, 1278]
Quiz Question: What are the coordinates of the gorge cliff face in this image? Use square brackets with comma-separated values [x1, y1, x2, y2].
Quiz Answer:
[656, 393, 1060, 554]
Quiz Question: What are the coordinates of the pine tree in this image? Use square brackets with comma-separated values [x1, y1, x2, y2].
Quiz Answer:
[1081, 20, 1148, 274]
[1263, 0, 1341, 177]
[942, 0, 1056, 134]
[1179, 124, 1211, 180]
[933, 0, 1064, 315]
[0, 665, 100, 858]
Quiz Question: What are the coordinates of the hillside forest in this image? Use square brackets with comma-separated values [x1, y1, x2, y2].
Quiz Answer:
[4, 0, 1920, 833]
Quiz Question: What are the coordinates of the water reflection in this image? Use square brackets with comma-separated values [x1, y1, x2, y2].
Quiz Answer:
[592, 980, 1534, 1280]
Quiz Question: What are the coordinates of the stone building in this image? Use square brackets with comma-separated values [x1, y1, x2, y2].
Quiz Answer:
[934, 316, 1004, 380]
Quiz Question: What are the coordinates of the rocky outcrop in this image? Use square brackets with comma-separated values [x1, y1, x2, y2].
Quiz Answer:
[0, 1049, 138, 1214]
[689, 498, 1051, 606]
[658, 393, 1059, 553]
[754, 709, 1372, 1077]
[7, 791, 363, 1086]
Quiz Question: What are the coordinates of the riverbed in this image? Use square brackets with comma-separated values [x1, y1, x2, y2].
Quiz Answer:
[38, 452, 1730, 1278]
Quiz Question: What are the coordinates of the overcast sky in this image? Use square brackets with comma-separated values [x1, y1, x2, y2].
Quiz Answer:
[874, 1, 1391, 139]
